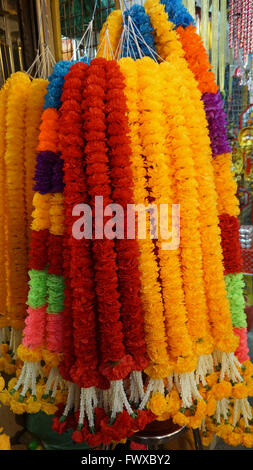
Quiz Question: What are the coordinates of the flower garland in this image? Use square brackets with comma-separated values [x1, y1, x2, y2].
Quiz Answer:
[212, 153, 240, 218]
[97, 10, 123, 60]
[24, 79, 48, 243]
[83, 57, 134, 384]
[160, 0, 194, 28]
[159, 59, 214, 359]
[4, 72, 31, 331]
[122, 5, 155, 59]
[119, 57, 170, 380]
[0, 81, 9, 333]
[154, 0, 252, 445]
[43, 61, 72, 110]
[144, 0, 185, 62]
[219, 214, 243, 275]
[59, 62, 104, 430]
[105, 59, 148, 375]
[201, 92, 232, 158]
[3, 62, 70, 414]
[136, 58, 196, 383]
[175, 24, 218, 94]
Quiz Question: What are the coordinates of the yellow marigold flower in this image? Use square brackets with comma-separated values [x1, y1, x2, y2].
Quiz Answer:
[166, 389, 181, 413]
[173, 412, 189, 427]
[0, 433, 10, 450]
[7, 378, 17, 390]
[10, 399, 27, 415]
[156, 411, 172, 421]
[226, 432, 242, 447]
[232, 383, 248, 399]
[147, 392, 168, 416]
[26, 398, 41, 414]
[40, 402, 57, 415]
[189, 415, 203, 429]
[242, 360, 253, 378]
[212, 154, 239, 217]
[42, 350, 62, 368]
[195, 400, 207, 418]
[206, 397, 217, 416]
[212, 381, 232, 400]
[17, 344, 42, 362]
[242, 433, 253, 448]
[0, 375, 4, 392]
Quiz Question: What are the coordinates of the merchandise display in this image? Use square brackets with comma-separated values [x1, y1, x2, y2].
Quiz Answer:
[0, 0, 253, 451]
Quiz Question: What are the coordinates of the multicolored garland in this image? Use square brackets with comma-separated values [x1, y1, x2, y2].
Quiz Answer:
[1, 0, 253, 449]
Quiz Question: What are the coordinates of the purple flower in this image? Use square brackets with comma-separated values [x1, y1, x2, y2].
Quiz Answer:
[202, 91, 231, 158]
[33, 151, 64, 193]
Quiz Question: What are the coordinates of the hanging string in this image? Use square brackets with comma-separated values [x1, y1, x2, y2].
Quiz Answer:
[71, 0, 98, 60]
[26, 0, 55, 79]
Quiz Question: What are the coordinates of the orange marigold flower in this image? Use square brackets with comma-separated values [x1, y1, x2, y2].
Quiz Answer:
[212, 381, 232, 400]
[242, 433, 253, 448]
[147, 392, 168, 417]
[172, 412, 189, 427]
[226, 432, 242, 447]
[232, 383, 248, 399]
[206, 397, 217, 416]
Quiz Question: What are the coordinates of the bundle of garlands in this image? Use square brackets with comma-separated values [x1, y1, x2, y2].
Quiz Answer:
[1, 0, 253, 449]
[0, 71, 47, 376]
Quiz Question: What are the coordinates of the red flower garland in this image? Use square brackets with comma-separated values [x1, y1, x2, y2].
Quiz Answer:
[29, 229, 48, 270]
[105, 60, 148, 371]
[82, 58, 134, 381]
[59, 62, 105, 389]
[48, 234, 64, 275]
[219, 214, 243, 275]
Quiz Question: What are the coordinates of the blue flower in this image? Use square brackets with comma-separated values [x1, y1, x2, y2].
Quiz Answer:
[160, 0, 195, 29]
[122, 5, 155, 60]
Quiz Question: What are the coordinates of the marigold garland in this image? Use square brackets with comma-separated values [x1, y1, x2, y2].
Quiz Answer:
[105, 59, 148, 372]
[144, 0, 185, 61]
[159, 59, 214, 358]
[212, 153, 240, 218]
[137, 57, 196, 373]
[0, 81, 9, 331]
[24, 79, 48, 242]
[201, 92, 231, 157]
[83, 58, 134, 382]
[59, 61, 103, 390]
[119, 57, 170, 380]
[219, 214, 243, 275]
[176, 24, 218, 95]
[122, 5, 155, 59]
[97, 10, 123, 60]
[4, 72, 31, 329]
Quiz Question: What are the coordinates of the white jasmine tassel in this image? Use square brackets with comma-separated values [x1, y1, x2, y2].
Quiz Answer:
[44, 367, 65, 400]
[240, 398, 252, 427]
[77, 386, 98, 430]
[11, 361, 42, 400]
[129, 370, 144, 404]
[179, 372, 203, 408]
[219, 351, 243, 383]
[111, 379, 133, 419]
[195, 354, 214, 385]
[63, 382, 75, 417]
